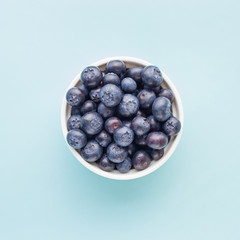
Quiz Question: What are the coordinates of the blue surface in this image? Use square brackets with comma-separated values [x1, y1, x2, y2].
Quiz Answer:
[0, 0, 240, 239]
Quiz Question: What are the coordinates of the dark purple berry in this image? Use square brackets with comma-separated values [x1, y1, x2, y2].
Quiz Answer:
[158, 89, 174, 103]
[106, 60, 126, 76]
[149, 149, 164, 160]
[146, 132, 168, 149]
[127, 143, 138, 156]
[105, 117, 122, 134]
[144, 84, 161, 94]
[103, 73, 120, 86]
[98, 154, 115, 172]
[162, 116, 181, 136]
[80, 100, 96, 115]
[97, 102, 115, 119]
[137, 89, 156, 109]
[147, 115, 161, 131]
[132, 150, 151, 171]
[95, 130, 112, 147]
[126, 67, 143, 85]
[131, 116, 150, 136]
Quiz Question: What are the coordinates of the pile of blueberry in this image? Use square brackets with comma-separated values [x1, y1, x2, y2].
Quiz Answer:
[66, 60, 181, 173]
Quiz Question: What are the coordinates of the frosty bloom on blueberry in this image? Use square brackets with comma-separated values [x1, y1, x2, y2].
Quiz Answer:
[65, 59, 182, 173]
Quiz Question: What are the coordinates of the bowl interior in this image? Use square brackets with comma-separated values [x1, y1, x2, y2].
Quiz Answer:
[61, 57, 183, 180]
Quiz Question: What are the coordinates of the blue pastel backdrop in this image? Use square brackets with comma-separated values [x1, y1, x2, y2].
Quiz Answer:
[0, 0, 240, 239]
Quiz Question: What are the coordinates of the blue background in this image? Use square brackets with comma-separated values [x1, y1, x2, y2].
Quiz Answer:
[1, 0, 240, 239]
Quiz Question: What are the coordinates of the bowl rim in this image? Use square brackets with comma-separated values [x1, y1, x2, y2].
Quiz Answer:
[61, 56, 184, 180]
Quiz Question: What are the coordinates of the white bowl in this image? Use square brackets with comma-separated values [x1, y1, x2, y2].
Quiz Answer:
[61, 56, 184, 180]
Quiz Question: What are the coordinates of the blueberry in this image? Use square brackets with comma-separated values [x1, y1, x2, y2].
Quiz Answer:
[103, 73, 120, 86]
[71, 106, 81, 115]
[107, 143, 127, 163]
[121, 77, 137, 93]
[66, 87, 85, 106]
[105, 117, 122, 134]
[152, 86, 162, 94]
[141, 65, 163, 88]
[147, 115, 161, 131]
[144, 84, 161, 94]
[127, 143, 138, 156]
[98, 154, 115, 172]
[80, 100, 96, 115]
[106, 60, 126, 76]
[81, 112, 104, 135]
[122, 120, 131, 128]
[149, 149, 164, 160]
[117, 94, 139, 118]
[132, 150, 151, 171]
[152, 97, 172, 122]
[146, 132, 168, 149]
[116, 157, 132, 173]
[162, 116, 181, 136]
[67, 129, 87, 149]
[126, 67, 143, 85]
[135, 109, 146, 118]
[81, 66, 102, 89]
[95, 130, 112, 147]
[113, 126, 134, 147]
[134, 134, 148, 146]
[100, 84, 122, 107]
[81, 140, 103, 162]
[97, 102, 115, 119]
[78, 83, 89, 96]
[158, 89, 174, 103]
[67, 115, 82, 130]
[89, 86, 101, 103]
[137, 89, 156, 109]
[131, 116, 150, 136]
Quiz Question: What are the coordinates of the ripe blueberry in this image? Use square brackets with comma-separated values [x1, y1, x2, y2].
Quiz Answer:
[67, 129, 87, 149]
[81, 112, 103, 135]
[146, 132, 168, 149]
[81, 140, 103, 162]
[81, 66, 102, 89]
[152, 97, 172, 122]
[141, 65, 163, 88]
[66, 87, 85, 106]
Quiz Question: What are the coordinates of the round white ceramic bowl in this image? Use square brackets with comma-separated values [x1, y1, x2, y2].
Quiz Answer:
[61, 56, 184, 180]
